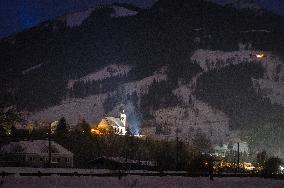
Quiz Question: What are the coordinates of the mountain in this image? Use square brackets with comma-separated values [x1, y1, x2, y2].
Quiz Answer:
[1, 0, 284, 156]
[208, 0, 262, 10]
[208, 0, 284, 15]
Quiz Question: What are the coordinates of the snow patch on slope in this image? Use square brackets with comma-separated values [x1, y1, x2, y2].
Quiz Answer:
[208, 0, 261, 10]
[28, 94, 109, 125]
[191, 50, 284, 82]
[104, 68, 168, 115]
[68, 64, 132, 89]
[164, 76, 233, 143]
[110, 6, 138, 18]
[156, 77, 230, 143]
[240, 29, 271, 33]
[172, 85, 193, 104]
[153, 99, 230, 143]
[122, 71, 167, 96]
[253, 78, 284, 106]
[58, 8, 94, 28]
[22, 64, 43, 75]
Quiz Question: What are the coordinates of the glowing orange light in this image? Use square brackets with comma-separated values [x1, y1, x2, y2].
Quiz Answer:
[91, 128, 96, 133]
[243, 162, 255, 171]
[256, 53, 264, 59]
[91, 128, 103, 135]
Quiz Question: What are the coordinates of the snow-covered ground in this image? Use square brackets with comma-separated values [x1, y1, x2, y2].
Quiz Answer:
[0, 167, 114, 174]
[1, 175, 283, 188]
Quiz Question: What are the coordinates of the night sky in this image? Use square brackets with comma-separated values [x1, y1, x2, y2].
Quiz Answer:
[0, 0, 283, 38]
[0, 0, 155, 38]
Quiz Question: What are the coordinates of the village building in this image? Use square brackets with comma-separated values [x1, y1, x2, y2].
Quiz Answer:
[232, 141, 249, 154]
[213, 144, 230, 158]
[88, 156, 157, 170]
[92, 110, 127, 135]
[213, 140, 249, 157]
[0, 140, 73, 168]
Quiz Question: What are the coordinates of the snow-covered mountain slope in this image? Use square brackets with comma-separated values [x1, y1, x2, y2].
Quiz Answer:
[191, 50, 284, 83]
[24, 47, 284, 146]
[191, 49, 284, 108]
[253, 78, 284, 106]
[110, 5, 138, 18]
[2, 0, 284, 155]
[121, 68, 167, 96]
[153, 101, 230, 143]
[58, 8, 95, 28]
[24, 59, 229, 143]
[68, 64, 132, 89]
[57, 4, 139, 28]
[28, 93, 109, 125]
[208, 0, 261, 10]
[29, 66, 168, 126]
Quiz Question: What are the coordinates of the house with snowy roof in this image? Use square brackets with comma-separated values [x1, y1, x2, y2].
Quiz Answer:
[0, 140, 73, 168]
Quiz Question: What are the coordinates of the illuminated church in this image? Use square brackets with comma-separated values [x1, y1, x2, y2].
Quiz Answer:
[92, 111, 127, 135]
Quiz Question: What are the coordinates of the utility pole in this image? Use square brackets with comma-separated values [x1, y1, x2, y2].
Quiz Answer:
[237, 142, 240, 173]
[48, 123, 51, 168]
[176, 129, 179, 170]
[175, 117, 179, 170]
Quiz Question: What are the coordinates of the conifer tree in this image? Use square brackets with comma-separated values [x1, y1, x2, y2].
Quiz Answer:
[77, 119, 91, 134]
[55, 117, 68, 137]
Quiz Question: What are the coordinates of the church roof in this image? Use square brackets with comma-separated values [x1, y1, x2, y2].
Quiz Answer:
[105, 117, 125, 127]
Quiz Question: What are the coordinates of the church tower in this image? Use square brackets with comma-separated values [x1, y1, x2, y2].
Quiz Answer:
[120, 110, 127, 127]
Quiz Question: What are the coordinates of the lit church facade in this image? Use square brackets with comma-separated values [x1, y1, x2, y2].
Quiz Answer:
[92, 111, 127, 135]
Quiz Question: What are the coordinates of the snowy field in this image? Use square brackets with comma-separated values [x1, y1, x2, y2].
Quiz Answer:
[1, 168, 284, 187]
[1, 175, 284, 188]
